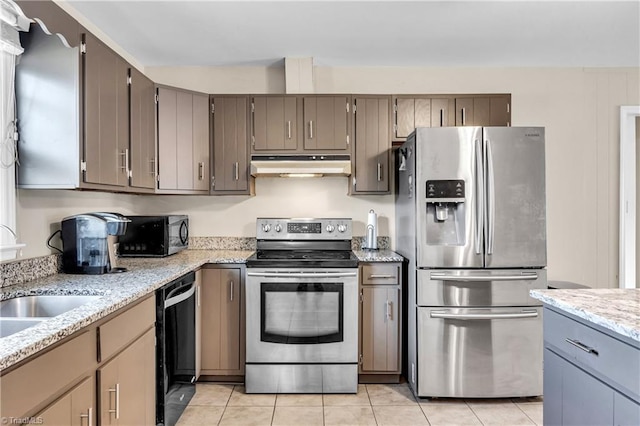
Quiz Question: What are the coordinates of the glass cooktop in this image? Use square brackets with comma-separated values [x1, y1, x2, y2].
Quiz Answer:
[246, 249, 358, 268]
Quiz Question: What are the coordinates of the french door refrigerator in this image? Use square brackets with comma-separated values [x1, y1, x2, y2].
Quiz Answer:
[396, 126, 547, 398]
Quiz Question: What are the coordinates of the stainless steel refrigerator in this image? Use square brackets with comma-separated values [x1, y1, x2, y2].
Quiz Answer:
[396, 126, 547, 398]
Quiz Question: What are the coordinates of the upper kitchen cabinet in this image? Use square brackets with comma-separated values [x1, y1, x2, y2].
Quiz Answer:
[82, 32, 130, 190]
[351, 96, 391, 194]
[157, 86, 210, 194]
[211, 96, 252, 194]
[303, 96, 351, 152]
[16, 0, 79, 47]
[129, 68, 156, 192]
[251, 96, 299, 152]
[454, 95, 511, 126]
[393, 96, 454, 142]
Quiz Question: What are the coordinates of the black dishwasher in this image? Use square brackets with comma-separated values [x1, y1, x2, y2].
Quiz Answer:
[156, 271, 196, 426]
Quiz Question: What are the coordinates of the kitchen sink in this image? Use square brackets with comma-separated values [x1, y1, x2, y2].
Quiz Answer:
[0, 295, 101, 318]
[0, 318, 48, 338]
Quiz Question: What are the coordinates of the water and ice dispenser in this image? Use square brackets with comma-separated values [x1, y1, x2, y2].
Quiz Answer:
[425, 180, 466, 246]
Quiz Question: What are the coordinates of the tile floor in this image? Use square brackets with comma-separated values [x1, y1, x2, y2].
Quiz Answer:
[176, 383, 543, 426]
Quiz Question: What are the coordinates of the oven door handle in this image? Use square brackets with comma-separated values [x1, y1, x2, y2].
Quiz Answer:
[164, 284, 195, 309]
[247, 271, 358, 278]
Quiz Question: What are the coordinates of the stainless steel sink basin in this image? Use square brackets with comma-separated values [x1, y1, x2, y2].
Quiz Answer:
[0, 295, 101, 318]
[0, 318, 47, 338]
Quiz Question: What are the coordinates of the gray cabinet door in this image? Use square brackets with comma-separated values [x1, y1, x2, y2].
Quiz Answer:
[430, 98, 454, 127]
[353, 97, 390, 193]
[303, 96, 349, 151]
[455, 97, 491, 126]
[175, 91, 194, 190]
[83, 32, 128, 188]
[192, 94, 210, 192]
[361, 286, 399, 373]
[490, 96, 511, 126]
[614, 392, 640, 426]
[212, 97, 250, 193]
[129, 68, 156, 190]
[157, 87, 178, 189]
[252, 96, 298, 151]
[394, 97, 432, 140]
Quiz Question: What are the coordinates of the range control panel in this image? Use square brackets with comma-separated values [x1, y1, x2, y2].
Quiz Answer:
[256, 218, 352, 240]
[426, 180, 465, 202]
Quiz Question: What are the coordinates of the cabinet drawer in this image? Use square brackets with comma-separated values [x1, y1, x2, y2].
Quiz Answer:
[0, 331, 95, 418]
[361, 264, 400, 285]
[544, 309, 640, 401]
[99, 296, 155, 362]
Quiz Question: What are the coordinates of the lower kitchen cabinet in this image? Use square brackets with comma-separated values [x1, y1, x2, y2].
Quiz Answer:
[98, 327, 155, 425]
[37, 376, 94, 426]
[359, 262, 402, 382]
[543, 307, 640, 426]
[200, 266, 244, 376]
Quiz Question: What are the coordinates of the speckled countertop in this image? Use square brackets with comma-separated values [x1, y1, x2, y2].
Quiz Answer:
[0, 248, 404, 370]
[530, 288, 640, 343]
[0, 250, 253, 370]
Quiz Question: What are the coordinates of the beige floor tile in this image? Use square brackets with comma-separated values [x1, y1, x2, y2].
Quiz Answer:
[190, 383, 235, 406]
[421, 403, 482, 426]
[324, 406, 377, 426]
[515, 402, 544, 426]
[176, 405, 225, 425]
[367, 384, 417, 406]
[373, 405, 429, 425]
[275, 394, 323, 407]
[271, 406, 323, 426]
[218, 406, 274, 426]
[227, 386, 277, 407]
[323, 385, 371, 406]
[468, 402, 536, 426]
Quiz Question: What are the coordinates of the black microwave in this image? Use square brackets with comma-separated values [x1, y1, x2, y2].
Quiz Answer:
[119, 215, 189, 257]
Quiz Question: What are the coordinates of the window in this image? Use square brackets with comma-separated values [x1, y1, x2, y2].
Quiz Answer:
[0, 0, 28, 260]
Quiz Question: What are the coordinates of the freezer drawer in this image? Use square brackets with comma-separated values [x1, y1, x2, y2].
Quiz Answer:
[417, 306, 543, 398]
[417, 269, 547, 307]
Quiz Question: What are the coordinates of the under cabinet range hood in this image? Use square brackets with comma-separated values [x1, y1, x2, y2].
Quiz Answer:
[250, 155, 351, 177]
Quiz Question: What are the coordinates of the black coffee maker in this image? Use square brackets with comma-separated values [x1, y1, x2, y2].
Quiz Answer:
[61, 212, 130, 274]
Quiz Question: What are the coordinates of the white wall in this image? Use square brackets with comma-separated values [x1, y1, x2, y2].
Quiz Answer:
[11, 65, 639, 289]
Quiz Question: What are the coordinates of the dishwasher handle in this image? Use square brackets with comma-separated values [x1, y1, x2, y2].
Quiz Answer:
[165, 283, 195, 309]
[430, 310, 539, 320]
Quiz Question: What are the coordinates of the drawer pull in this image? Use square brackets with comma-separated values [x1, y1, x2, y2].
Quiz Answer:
[369, 274, 395, 279]
[565, 338, 599, 356]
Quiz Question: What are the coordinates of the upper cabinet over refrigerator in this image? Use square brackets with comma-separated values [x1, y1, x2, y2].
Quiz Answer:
[412, 126, 546, 269]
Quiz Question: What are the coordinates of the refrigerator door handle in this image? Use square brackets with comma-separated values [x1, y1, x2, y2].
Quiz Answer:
[430, 310, 539, 320]
[485, 138, 496, 255]
[475, 139, 484, 255]
[429, 272, 538, 281]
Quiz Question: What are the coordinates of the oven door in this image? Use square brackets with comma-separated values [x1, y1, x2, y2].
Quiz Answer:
[246, 268, 358, 364]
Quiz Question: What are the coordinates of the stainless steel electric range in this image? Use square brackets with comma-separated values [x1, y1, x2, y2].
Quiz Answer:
[245, 218, 359, 394]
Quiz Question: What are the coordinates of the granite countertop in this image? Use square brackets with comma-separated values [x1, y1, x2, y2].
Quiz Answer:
[0, 250, 253, 370]
[0, 247, 403, 370]
[530, 288, 640, 343]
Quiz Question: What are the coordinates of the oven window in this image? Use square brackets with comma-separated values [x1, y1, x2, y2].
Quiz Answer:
[261, 283, 343, 344]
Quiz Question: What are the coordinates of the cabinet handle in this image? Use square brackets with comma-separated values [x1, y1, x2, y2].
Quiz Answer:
[149, 158, 155, 176]
[198, 162, 204, 180]
[234, 162, 239, 181]
[461, 107, 466, 126]
[440, 109, 444, 127]
[286, 120, 292, 139]
[125, 149, 129, 175]
[230, 280, 234, 302]
[308, 120, 314, 139]
[119, 150, 127, 172]
[565, 338, 599, 356]
[80, 407, 93, 426]
[369, 274, 395, 279]
[196, 285, 201, 307]
[377, 163, 382, 182]
[385, 300, 392, 322]
[108, 383, 120, 419]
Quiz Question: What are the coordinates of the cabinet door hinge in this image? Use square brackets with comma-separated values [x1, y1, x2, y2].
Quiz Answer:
[251, 135, 256, 147]
[352, 103, 356, 114]
[352, 176, 357, 189]
[128, 170, 132, 179]
[80, 42, 86, 54]
[251, 102, 255, 113]
[211, 103, 215, 114]
[359, 354, 363, 365]
[346, 102, 350, 113]
[359, 289, 363, 302]
[346, 135, 350, 146]
[393, 104, 398, 112]
[155, 93, 159, 104]
[127, 76, 132, 86]
[211, 176, 215, 189]
[80, 161, 87, 172]
[507, 103, 510, 113]
[393, 124, 398, 132]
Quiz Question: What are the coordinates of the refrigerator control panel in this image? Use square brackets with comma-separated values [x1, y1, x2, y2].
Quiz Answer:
[426, 180, 465, 200]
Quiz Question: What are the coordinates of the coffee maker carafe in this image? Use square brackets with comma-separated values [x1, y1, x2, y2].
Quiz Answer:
[61, 212, 130, 274]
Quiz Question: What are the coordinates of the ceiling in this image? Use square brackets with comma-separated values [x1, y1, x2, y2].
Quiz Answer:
[63, 0, 640, 68]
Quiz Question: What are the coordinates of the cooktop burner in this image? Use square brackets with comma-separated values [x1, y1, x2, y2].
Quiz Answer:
[246, 249, 358, 268]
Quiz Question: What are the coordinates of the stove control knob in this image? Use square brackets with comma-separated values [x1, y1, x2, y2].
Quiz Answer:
[337, 224, 347, 233]
[326, 224, 335, 233]
[262, 224, 271, 233]
[274, 224, 282, 233]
